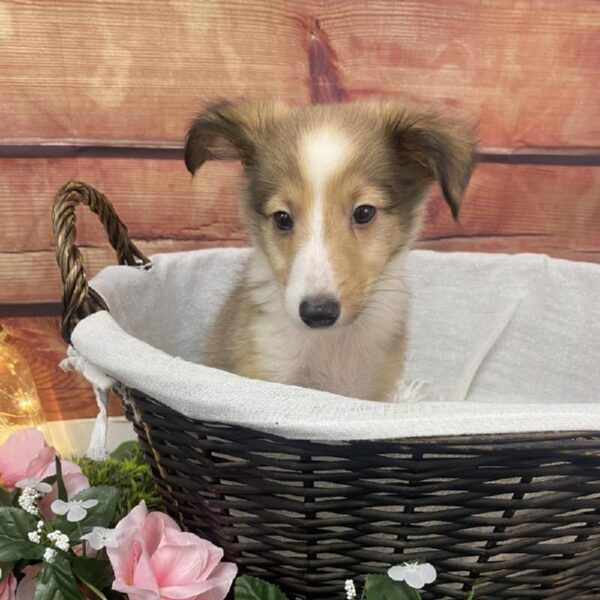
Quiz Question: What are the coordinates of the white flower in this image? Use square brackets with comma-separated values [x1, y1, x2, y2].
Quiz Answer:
[27, 531, 41, 544]
[18, 488, 41, 515]
[81, 527, 118, 551]
[344, 579, 357, 599]
[43, 548, 57, 563]
[16, 478, 52, 494]
[50, 499, 98, 522]
[37, 520, 44, 530]
[47, 530, 70, 552]
[388, 562, 437, 590]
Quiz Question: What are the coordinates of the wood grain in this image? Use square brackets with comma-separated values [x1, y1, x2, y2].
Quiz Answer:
[1, 318, 123, 421]
[1, 159, 599, 304]
[0, 0, 309, 143]
[320, 0, 600, 147]
[0, 1, 598, 147]
[0, 157, 245, 253]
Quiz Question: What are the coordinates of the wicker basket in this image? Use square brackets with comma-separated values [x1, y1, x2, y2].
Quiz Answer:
[52, 181, 600, 600]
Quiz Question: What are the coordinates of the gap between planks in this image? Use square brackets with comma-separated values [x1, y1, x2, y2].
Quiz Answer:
[0, 143, 599, 166]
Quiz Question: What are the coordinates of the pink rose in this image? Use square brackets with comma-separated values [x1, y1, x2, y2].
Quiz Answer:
[0, 573, 16, 600]
[14, 565, 41, 600]
[14, 566, 39, 600]
[0, 429, 89, 518]
[108, 502, 237, 600]
[0, 429, 55, 490]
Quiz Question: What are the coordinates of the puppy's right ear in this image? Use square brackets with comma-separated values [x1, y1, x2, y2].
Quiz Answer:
[184, 100, 286, 175]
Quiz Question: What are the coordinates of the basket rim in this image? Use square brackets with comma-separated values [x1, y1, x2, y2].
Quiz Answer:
[126, 388, 600, 449]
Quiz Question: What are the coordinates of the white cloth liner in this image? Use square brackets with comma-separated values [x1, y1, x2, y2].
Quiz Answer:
[67, 248, 600, 443]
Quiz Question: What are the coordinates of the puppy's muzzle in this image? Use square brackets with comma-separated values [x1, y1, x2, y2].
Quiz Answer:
[299, 297, 340, 328]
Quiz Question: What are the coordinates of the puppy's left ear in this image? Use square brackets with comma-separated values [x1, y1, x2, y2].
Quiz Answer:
[184, 99, 288, 175]
[386, 109, 477, 220]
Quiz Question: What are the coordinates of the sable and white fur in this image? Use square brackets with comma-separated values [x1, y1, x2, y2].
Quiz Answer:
[185, 100, 475, 401]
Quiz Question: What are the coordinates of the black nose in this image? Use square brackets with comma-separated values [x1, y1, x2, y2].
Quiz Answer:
[299, 297, 340, 328]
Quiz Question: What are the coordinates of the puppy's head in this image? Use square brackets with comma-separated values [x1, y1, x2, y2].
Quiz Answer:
[186, 100, 476, 329]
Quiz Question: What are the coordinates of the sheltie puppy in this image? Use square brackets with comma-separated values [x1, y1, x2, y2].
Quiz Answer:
[185, 100, 475, 401]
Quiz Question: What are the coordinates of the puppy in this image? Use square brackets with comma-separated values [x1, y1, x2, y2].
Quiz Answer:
[184, 100, 475, 401]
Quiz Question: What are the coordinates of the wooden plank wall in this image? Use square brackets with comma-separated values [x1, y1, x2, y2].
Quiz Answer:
[0, 1, 598, 422]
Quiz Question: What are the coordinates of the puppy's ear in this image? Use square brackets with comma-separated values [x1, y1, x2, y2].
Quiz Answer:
[384, 107, 477, 219]
[184, 99, 287, 175]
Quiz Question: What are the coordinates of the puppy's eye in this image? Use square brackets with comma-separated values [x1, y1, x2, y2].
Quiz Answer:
[352, 205, 377, 225]
[272, 211, 294, 232]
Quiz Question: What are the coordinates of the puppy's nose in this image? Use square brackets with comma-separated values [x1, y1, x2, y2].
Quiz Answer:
[299, 297, 340, 328]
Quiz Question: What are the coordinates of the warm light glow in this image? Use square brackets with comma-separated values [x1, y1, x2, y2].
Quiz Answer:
[15, 391, 39, 413]
[0, 324, 46, 443]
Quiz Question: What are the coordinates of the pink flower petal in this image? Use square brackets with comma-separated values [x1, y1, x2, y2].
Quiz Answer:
[0, 572, 17, 600]
[111, 580, 160, 600]
[0, 429, 55, 490]
[108, 535, 139, 582]
[161, 529, 224, 580]
[116, 501, 149, 536]
[142, 511, 181, 555]
[132, 540, 160, 596]
[151, 543, 205, 588]
[106, 503, 236, 600]
[15, 565, 41, 600]
[160, 562, 237, 600]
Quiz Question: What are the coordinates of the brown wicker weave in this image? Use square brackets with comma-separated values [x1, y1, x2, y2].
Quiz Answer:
[53, 181, 600, 600]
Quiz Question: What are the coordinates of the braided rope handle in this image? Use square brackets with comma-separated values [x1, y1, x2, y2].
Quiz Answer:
[52, 181, 150, 343]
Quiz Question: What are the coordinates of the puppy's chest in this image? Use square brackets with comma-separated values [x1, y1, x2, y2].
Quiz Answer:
[251, 318, 388, 398]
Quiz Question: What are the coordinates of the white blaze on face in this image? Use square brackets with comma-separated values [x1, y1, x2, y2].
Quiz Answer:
[284, 128, 351, 322]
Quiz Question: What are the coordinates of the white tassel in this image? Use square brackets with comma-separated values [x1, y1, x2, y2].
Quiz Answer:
[60, 346, 115, 460]
[85, 387, 110, 460]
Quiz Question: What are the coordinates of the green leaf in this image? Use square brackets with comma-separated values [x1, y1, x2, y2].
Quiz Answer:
[0, 487, 15, 507]
[109, 441, 139, 462]
[34, 554, 83, 600]
[234, 575, 288, 600]
[53, 486, 119, 538]
[71, 556, 112, 590]
[0, 562, 15, 582]
[55, 456, 68, 502]
[0, 507, 43, 561]
[365, 575, 421, 600]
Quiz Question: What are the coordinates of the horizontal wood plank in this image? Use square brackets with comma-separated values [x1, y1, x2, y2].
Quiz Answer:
[0, 158, 599, 304]
[0, 0, 310, 143]
[1, 318, 123, 422]
[0, 157, 246, 253]
[0, 1, 598, 147]
[321, 0, 600, 147]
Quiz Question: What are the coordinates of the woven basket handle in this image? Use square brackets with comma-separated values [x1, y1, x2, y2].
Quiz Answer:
[52, 181, 150, 343]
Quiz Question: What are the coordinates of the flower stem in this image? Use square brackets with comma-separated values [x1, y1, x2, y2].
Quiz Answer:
[77, 523, 87, 557]
[80, 578, 108, 600]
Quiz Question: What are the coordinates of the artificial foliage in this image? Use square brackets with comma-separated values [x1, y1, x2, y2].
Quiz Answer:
[75, 441, 164, 524]
[0, 432, 460, 599]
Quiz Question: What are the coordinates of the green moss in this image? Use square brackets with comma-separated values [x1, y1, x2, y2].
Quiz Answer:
[75, 442, 163, 525]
